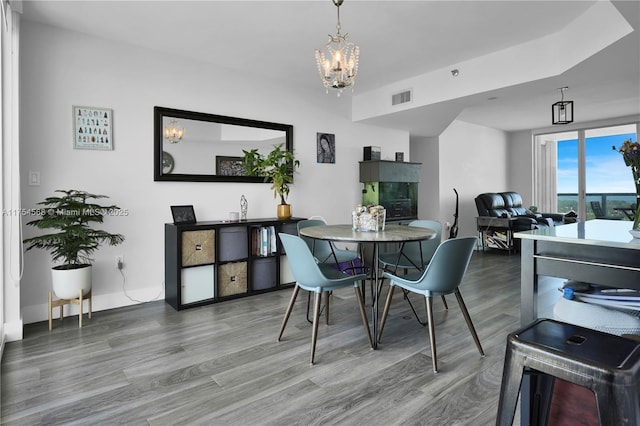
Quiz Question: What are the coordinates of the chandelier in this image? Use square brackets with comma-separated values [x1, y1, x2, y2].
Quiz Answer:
[552, 87, 574, 125]
[314, 0, 359, 95]
[164, 119, 185, 144]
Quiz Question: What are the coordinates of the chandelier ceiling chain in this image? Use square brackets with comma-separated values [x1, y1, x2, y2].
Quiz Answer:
[314, 0, 360, 96]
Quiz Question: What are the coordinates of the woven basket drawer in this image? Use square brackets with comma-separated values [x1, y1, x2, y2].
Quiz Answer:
[182, 230, 215, 267]
[218, 261, 247, 297]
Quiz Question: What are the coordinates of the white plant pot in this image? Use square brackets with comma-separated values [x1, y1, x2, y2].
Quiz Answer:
[51, 264, 92, 300]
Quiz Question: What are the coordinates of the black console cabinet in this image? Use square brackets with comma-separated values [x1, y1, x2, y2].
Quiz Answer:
[164, 217, 303, 310]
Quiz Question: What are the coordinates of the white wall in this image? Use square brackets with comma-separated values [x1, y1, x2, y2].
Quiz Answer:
[17, 21, 409, 325]
[410, 136, 439, 223]
[507, 130, 535, 204]
[435, 120, 509, 238]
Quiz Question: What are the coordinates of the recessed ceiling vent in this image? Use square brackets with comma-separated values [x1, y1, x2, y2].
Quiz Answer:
[392, 89, 412, 106]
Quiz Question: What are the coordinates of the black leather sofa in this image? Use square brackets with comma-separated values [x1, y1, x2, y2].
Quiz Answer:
[475, 191, 565, 230]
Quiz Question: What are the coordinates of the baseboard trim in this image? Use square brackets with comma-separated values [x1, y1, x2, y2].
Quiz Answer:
[21, 286, 165, 327]
[4, 319, 24, 343]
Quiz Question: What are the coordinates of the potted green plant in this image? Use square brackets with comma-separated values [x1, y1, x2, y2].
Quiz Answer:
[613, 139, 640, 234]
[23, 189, 125, 299]
[243, 143, 300, 219]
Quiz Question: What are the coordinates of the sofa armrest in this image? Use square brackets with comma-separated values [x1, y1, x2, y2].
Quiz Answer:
[512, 217, 537, 231]
[523, 212, 543, 220]
[541, 212, 566, 224]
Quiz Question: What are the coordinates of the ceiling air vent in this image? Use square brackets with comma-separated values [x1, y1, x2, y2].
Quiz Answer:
[392, 90, 412, 106]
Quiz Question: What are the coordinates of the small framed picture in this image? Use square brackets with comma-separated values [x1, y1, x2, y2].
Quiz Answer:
[171, 205, 197, 224]
[73, 106, 113, 150]
[216, 156, 245, 176]
[317, 132, 335, 164]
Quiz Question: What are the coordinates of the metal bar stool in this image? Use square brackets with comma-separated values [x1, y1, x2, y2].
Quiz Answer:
[496, 318, 640, 426]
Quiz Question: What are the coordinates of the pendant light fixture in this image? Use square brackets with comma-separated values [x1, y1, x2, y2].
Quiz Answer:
[164, 119, 185, 144]
[552, 87, 574, 125]
[314, 0, 359, 96]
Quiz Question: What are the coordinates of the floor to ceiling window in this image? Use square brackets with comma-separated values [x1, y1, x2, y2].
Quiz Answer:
[583, 125, 637, 219]
[2, 1, 24, 344]
[535, 123, 638, 221]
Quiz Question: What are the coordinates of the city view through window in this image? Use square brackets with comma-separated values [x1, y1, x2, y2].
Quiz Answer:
[557, 128, 637, 220]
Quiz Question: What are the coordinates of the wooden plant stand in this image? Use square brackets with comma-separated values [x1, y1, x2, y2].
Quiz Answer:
[48, 289, 92, 330]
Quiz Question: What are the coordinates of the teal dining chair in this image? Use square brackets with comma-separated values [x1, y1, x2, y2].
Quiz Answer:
[278, 233, 373, 364]
[379, 220, 442, 272]
[297, 219, 359, 267]
[297, 219, 362, 323]
[379, 220, 448, 323]
[377, 236, 485, 373]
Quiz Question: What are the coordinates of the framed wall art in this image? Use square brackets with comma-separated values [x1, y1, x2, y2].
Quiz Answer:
[216, 156, 245, 176]
[73, 106, 113, 150]
[317, 132, 335, 164]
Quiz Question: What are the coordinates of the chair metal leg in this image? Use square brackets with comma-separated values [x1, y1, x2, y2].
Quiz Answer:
[377, 285, 395, 343]
[325, 291, 330, 325]
[354, 286, 373, 348]
[454, 290, 485, 356]
[496, 341, 525, 426]
[425, 296, 438, 373]
[278, 285, 300, 341]
[403, 290, 428, 326]
[305, 289, 326, 324]
[441, 295, 448, 310]
[310, 291, 322, 365]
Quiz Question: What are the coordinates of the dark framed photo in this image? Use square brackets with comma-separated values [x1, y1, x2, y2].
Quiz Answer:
[216, 156, 245, 176]
[171, 205, 196, 224]
[317, 133, 335, 164]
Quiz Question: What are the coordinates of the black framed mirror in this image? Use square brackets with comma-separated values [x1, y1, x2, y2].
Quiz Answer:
[154, 106, 293, 182]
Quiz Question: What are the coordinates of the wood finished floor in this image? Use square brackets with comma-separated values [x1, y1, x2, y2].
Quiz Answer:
[2, 250, 523, 425]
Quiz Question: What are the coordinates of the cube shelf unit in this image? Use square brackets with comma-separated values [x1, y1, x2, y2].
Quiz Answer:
[164, 217, 303, 310]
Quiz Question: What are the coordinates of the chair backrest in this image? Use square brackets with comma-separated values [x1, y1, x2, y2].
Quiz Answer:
[411, 237, 477, 293]
[297, 219, 334, 263]
[404, 220, 442, 266]
[279, 233, 331, 287]
[501, 191, 528, 216]
[590, 201, 605, 218]
[475, 193, 508, 217]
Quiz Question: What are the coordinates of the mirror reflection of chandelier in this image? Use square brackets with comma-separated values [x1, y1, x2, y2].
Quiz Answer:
[314, 0, 359, 96]
[164, 119, 185, 144]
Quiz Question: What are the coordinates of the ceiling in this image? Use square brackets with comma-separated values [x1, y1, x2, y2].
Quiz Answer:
[20, 0, 640, 137]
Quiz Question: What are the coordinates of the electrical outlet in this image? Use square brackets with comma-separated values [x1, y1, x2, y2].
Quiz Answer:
[115, 255, 124, 269]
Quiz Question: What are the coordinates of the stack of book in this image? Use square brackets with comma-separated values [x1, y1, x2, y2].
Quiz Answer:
[251, 226, 277, 257]
[573, 287, 640, 312]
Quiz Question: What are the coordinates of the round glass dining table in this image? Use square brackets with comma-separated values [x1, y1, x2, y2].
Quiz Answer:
[298, 224, 436, 348]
